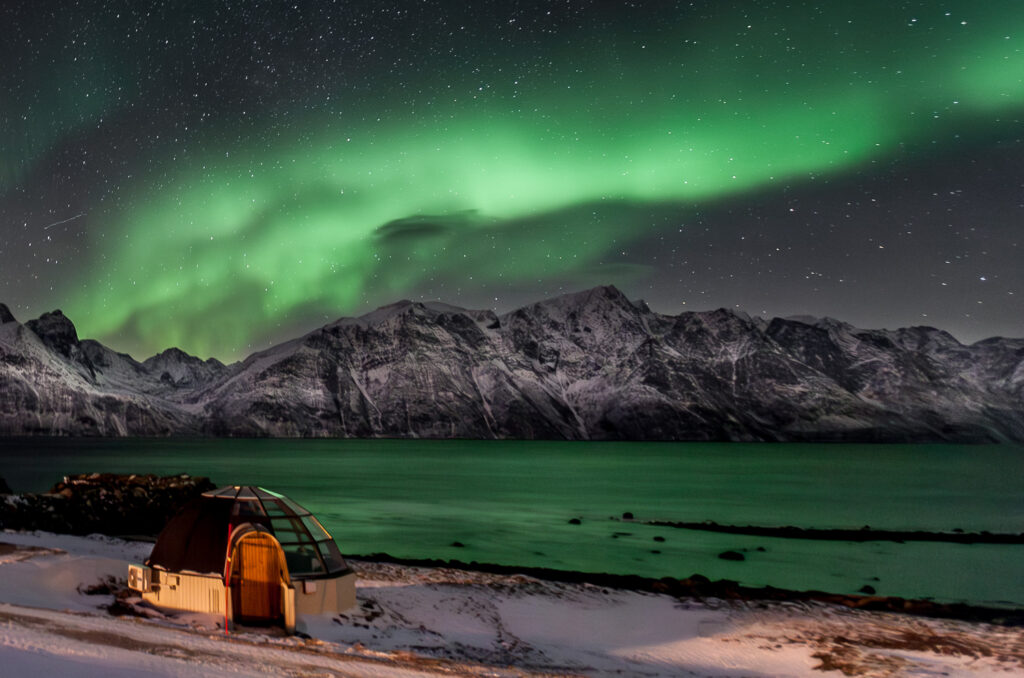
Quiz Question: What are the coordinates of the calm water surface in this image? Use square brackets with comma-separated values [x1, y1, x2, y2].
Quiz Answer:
[2, 439, 1022, 607]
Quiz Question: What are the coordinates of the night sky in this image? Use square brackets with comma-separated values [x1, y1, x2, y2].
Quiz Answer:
[2, 1, 1022, 361]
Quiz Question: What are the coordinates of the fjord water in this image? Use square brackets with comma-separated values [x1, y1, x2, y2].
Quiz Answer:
[2, 440, 1022, 607]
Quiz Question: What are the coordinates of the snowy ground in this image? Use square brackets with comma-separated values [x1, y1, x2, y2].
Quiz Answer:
[0, 530, 1021, 677]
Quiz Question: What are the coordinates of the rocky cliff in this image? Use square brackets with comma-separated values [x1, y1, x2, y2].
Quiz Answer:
[1, 288, 1021, 441]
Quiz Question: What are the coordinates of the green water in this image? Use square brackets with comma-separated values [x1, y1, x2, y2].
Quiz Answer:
[2, 439, 1022, 607]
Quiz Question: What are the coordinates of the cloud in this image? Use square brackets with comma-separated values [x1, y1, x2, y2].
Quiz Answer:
[374, 211, 481, 243]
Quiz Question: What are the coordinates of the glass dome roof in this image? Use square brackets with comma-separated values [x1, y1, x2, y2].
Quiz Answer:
[195, 486, 348, 578]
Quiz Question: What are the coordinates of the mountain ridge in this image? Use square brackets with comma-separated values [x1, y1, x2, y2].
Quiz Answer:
[1, 286, 1022, 441]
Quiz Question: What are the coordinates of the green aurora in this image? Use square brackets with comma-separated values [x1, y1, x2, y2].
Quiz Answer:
[6, 2, 1023, 359]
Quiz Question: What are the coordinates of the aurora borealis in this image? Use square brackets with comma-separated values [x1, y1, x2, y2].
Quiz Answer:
[2, 1, 1022, 360]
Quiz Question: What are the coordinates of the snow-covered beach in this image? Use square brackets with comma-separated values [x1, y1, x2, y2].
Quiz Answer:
[1, 529, 1020, 677]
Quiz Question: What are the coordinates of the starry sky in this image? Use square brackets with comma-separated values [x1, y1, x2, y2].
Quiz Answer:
[1, 1, 1022, 361]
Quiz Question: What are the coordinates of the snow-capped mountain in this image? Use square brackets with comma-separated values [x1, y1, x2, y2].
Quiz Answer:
[1, 288, 1021, 441]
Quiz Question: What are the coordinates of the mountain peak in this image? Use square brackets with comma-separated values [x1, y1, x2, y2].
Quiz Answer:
[781, 315, 852, 333]
[141, 346, 212, 368]
[529, 285, 633, 312]
[25, 309, 80, 356]
[350, 299, 419, 327]
[0, 303, 16, 324]
[1, 287, 1022, 441]
[149, 347, 193, 361]
[331, 298, 477, 329]
[587, 284, 628, 301]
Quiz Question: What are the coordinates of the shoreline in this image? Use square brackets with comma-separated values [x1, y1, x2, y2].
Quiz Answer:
[643, 519, 1024, 544]
[3, 472, 1022, 629]
[2, 530, 1022, 677]
[350, 552, 1024, 627]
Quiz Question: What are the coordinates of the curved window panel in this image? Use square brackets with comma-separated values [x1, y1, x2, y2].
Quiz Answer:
[301, 516, 332, 542]
[316, 540, 348, 573]
[260, 499, 291, 518]
[280, 497, 311, 516]
[281, 542, 326, 576]
[270, 517, 312, 543]
[233, 500, 265, 517]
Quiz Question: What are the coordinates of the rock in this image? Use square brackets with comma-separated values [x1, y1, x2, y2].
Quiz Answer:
[78, 576, 117, 596]
[622, 512, 634, 520]
[0, 477, 11, 495]
[450, 541, 465, 548]
[0, 473, 215, 536]
[718, 550, 746, 561]
[568, 518, 582, 525]
[859, 585, 877, 595]
[653, 536, 665, 542]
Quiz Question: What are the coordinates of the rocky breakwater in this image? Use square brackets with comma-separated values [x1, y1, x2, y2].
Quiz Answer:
[0, 473, 214, 537]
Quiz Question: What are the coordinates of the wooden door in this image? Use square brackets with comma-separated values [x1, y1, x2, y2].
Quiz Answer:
[233, 534, 281, 622]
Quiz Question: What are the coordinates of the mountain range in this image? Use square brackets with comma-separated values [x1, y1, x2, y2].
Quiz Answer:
[1, 286, 1022, 442]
